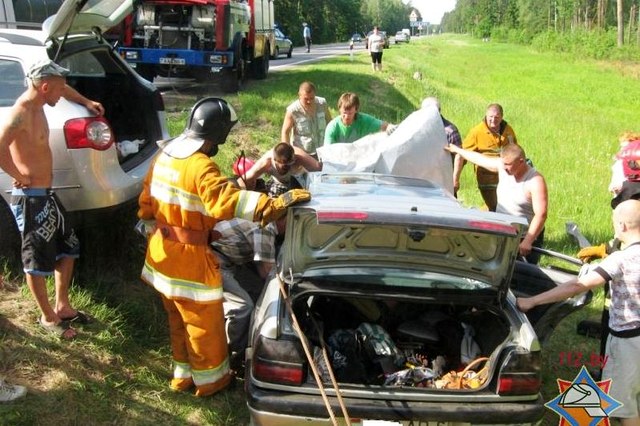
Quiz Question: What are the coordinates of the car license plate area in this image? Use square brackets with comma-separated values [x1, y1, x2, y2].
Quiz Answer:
[159, 57, 186, 65]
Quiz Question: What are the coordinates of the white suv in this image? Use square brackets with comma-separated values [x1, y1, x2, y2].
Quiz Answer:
[0, 0, 169, 262]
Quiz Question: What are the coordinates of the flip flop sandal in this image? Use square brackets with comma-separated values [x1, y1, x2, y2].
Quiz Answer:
[38, 319, 77, 340]
[60, 310, 92, 324]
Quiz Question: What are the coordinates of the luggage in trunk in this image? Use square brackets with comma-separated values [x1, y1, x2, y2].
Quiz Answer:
[296, 294, 510, 390]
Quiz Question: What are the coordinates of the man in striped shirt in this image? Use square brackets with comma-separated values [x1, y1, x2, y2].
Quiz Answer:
[212, 217, 284, 369]
[517, 199, 640, 426]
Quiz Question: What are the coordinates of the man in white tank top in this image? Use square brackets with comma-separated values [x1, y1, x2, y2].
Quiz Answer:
[445, 143, 548, 263]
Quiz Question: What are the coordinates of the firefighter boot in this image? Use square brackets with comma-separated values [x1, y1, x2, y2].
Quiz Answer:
[170, 377, 194, 392]
[194, 374, 232, 397]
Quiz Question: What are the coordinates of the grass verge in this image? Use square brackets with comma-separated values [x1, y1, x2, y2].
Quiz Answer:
[3, 34, 638, 424]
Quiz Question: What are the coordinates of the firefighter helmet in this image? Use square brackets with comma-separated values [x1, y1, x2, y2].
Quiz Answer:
[159, 97, 238, 159]
[185, 97, 238, 144]
[617, 140, 640, 182]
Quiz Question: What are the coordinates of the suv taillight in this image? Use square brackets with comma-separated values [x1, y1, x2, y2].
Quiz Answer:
[64, 117, 114, 150]
[252, 335, 306, 385]
[497, 348, 541, 395]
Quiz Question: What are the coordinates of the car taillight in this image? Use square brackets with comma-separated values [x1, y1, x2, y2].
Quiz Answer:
[64, 117, 114, 150]
[498, 375, 541, 395]
[317, 211, 369, 221]
[497, 348, 541, 396]
[468, 220, 518, 235]
[251, 335, 306, 385]
[253, 358, 304, 385]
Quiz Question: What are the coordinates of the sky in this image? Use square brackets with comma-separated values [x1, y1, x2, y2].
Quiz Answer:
[402, 0, 457, 25]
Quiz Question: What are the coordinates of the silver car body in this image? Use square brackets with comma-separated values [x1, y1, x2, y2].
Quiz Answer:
[395, 31, 410, 43]
[272, 27, 292, 59]
[246, 172, 591, 425]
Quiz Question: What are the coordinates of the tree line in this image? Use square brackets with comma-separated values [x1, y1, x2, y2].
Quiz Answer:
[274, 0, 420, 45]
[441, 0, 640, 50]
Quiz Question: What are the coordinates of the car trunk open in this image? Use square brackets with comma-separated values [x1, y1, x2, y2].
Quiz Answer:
[52, 38, 164, 170]
[285, 284, 511, 391]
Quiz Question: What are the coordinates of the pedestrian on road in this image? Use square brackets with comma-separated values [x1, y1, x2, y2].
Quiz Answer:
[368, 26, 384, 72]
[303, 23, 311, 53]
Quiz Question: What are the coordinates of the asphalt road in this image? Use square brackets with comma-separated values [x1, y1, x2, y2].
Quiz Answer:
[156, 41, 366, 107]
[269, 41, 367, 71]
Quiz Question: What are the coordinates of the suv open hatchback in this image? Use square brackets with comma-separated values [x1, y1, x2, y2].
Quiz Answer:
[245, 172, 591, 425]
[0, 0, 168, 261]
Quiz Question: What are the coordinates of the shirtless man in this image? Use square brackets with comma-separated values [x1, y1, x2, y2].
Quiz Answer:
[239, 142, 322, 197]
[0, 59, 104, 339]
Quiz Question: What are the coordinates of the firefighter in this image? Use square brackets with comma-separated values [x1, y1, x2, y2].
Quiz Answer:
[137, 97, 310, 397]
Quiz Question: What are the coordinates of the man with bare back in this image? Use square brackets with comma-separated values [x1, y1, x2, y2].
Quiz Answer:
[0, 59, 104, 340]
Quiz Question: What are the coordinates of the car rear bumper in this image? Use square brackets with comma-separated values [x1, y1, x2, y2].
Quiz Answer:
[246, 380, 545, 425]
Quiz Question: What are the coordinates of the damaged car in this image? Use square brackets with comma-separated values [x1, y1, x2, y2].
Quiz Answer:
[245, 172, 591, 425]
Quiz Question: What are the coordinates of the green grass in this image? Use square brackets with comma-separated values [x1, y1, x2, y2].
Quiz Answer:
[2, 34, 638, 424]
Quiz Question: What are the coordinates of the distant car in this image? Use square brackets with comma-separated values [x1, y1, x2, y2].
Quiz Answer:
[395, 31, 410, 43]
[365, 30, 390, 49]
[351, 33, 362, 42]
[245, 172, 593, 425]
[272, 27, 293, 59]
[0, 0, 168, 262]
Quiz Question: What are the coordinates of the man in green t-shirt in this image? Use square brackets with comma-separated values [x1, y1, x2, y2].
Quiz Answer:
[323, 92, 389, 145]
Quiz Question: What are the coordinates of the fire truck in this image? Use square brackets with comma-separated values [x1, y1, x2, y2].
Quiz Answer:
[115, 0, 275, 91]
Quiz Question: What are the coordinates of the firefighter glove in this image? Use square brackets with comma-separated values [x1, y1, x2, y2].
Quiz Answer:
[577, 243, 608, 263]
[260, 189, 311, 227]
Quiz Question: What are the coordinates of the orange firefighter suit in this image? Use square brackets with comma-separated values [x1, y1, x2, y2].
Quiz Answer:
[138, 151, 281, 397]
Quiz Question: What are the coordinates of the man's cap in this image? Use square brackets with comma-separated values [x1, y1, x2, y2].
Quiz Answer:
[27, 59, 70, 80]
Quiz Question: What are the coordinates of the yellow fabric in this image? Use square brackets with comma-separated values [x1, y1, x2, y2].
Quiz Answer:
[463, 120, 517, 211]
[577, 244, 608, 263]
[462, 120, 517, 155]
[258, 189, 311, 227]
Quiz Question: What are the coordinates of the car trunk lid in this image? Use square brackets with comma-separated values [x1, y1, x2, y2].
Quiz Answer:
[43, 0, 134, 42]
[281, 173, 527, 304]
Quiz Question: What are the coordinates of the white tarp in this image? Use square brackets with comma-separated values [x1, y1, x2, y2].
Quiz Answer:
[316, 104, 454, 194]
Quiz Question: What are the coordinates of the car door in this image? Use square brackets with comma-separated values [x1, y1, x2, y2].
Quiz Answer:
[510, 260, 592, 344]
